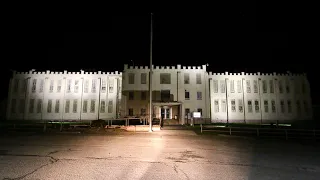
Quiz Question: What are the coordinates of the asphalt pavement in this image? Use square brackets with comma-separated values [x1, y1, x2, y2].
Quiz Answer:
[0, 129, 320, 180]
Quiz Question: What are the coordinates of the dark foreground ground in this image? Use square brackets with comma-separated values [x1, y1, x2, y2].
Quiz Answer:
[0, 129, 320, 180]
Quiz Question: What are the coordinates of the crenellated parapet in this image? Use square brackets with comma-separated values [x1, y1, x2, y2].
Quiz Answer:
[207, 71, 307, 77]
[124, 64, 207, 71]
[13, 69, 122, 77]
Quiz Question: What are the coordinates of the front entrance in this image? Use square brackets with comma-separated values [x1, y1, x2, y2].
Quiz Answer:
[161, 107, 171, 119]
[153, 102, 182, 125]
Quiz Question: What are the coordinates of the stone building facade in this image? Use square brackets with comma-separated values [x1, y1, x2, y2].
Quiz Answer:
[6, 65, 313, 124]
[6, 69, 122, 121]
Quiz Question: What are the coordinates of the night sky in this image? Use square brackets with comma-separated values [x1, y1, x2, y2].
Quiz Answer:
[1, 8, 317, 104]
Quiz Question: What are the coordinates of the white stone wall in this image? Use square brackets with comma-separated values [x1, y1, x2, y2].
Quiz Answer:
[6, 69, 122, 121]
[6, 66, 313, 124]
[208, 72, 313, 124]
[122, 64, 210, 123]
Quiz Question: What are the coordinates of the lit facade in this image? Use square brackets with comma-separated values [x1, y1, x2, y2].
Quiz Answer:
[6, 69, 122, 121]
[6, 65, 313, 124]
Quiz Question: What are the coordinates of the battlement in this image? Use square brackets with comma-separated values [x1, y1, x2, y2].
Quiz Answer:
[208, 72, 306, 77]
[13, 69, 122, 76]
[124, 64, 207, 70]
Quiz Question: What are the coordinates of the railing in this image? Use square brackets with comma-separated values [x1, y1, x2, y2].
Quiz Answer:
[200, 124, 320, 140]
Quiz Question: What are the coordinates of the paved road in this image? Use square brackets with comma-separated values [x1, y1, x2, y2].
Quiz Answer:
[0, 130, 320, 180]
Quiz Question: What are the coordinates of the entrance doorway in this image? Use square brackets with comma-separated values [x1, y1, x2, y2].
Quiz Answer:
[161, 107, 171, 119]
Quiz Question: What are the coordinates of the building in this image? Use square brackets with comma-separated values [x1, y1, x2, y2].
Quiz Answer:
[6, 65, 313, 124]
[6, 69, 122, 121]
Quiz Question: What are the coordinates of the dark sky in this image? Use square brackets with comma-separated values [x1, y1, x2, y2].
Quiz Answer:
[1, 7, 317, 103]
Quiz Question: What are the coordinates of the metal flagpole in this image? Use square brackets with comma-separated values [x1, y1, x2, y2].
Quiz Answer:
[149, 13, 153, 132]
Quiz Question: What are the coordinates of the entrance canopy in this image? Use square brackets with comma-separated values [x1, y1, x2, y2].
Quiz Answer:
[152, 102, 182, 106]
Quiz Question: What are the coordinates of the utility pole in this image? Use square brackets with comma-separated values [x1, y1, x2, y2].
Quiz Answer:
[149, 13, 153, 132]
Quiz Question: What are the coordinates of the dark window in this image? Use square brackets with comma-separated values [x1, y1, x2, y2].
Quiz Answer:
[128, 108, 133, 116]
[141, 91, 147, 100]
[129, 91, 134, 100]
[185, 90, 190, 100]
[161, 90, 170, 101]
[160, 73, 171, 84]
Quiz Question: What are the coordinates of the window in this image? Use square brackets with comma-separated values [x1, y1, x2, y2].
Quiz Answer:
[109, 78, 114, 93]
[32, 79, 37, 93]
[36, 99, 42, 113]
[280, 100, 285, 113]
[185, 108, 190, 117]
[184, 73, 190, 84]
[262, 80, 267, 93]
[141, 108, 146, 116]
[304, 101, 308, 113]
[302, 81, 306, 94]
[108, 100, 113, 113]
[185, 90, 190, 100]
[220, 80, 225, 93]
[47, 99, 52, 113]
[269, 80, 274, 93]
[196, 73, 201, 84]
[129, 91, 134, 100]
[197, 92, 202, 100]
[13, 79, 19, 93]
[74, 80, 79, 93]
[285, 80, 290, 93]
[160, 73, 171, 84]
[294, 82, 300, 94]
[264, 100, 268, 113]
[238, 99, 243, 113]
[231, 99, 236, 112]
[141, 91, 147, 100]
[253, 80, 258, 93]
[248, 100, 253, 113]
[296, 100, 301, 114]
[221, 99, 226, 112]
[246, 80, 251, 93]
[141, 73, 147, 84]
[20, 80, 26, 93]
[237, 80, 242, 93]
[100, 100, 105, 113]
[161, 90, 170, 101]
[101, 79, 106, 93]
[29, 99, 35, 113]
[271, 100, 276, 113]
[57, 80, 61, 93]
[287, 100, 292, 113]
[197, 108, 202, 116]
[90, 100, 95, 113]
[254, 100, 259, 113]
[73, 100, 78, 113]
[55, 99, 60, 113]
[279, 80, 283, 93]
[230, 80, 235, 93]
[19, 99, 25, 113]
[128, 108, 133, 116]
[11, 99, 16, 113]
[213, 80, 218, 93]
[84, 80, 89, 93]
[65, 100, 70, 113]
[128, 73, 135, 84]
[214, 100, 219, 112]
[67, 79, 71, 93]
[49, 80, 54, 93]
[83, 100, 88, 113]
[91, 79, 96, 93]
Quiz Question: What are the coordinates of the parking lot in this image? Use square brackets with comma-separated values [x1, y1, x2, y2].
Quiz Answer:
[0, 130, 320, 180]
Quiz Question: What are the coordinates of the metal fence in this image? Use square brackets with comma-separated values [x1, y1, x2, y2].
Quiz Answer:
[200, 124, 320, 140]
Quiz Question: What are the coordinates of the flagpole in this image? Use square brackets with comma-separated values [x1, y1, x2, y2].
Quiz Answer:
[149, 13, 153, 132]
